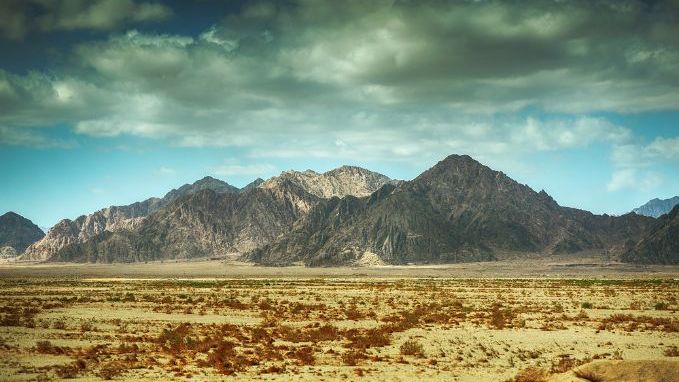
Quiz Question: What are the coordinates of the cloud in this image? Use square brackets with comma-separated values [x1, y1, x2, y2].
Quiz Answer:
[212, 161, 276, 177]
[0, 0, 677, 170]
[611, 136, 679, 168]
[157, 166, 176, 175]
[0, 0, 172, 39]
[0, 126, 76, 148]
[606, 136, 679, 192]
[607, 169, 663, 192]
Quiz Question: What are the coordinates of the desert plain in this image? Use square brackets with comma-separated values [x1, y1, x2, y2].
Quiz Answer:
[1, 258, 678, 382]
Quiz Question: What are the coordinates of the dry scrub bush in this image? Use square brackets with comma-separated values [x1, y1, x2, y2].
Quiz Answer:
[35, 340, 69, 355]
[54, 359, 86, 379]
[507, 367, 548, 382]
[665, 346, 679, 357]
[53, 319, 66, 330]
[550, 355, 590, 374]
[345, 328, 390, 349]
[342, 350, 368, 366]
[97, 361, 126, 380]
[400, 339, 425, 358]
[598, 314, 679, 332]
[288, 346, 315, 365]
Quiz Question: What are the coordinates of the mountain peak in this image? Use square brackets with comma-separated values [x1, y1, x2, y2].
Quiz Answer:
[0, 211, 22, 220]
[241, 178, 265, 192]
[0, 211, 45, 254]
[632, 196, 679, 218]
[260, 165, 393, 199]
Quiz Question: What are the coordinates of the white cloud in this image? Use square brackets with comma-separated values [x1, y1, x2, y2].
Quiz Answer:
[0, 126, 77, 148]
[212, 162, 276, 176]
[607, 169, 663, 192]
[511, 117, 631, 151]
[158, 167, 176, 175]
[611, 136, 679, 168]
[646, 137, 679, 160]
[607, 136, 678, 193]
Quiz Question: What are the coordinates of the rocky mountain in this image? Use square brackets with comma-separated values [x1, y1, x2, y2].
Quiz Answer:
[632, 196, 679, 218]
[45, 166, 395, 263]
[249, 155, 655, 266]
[260, 166, 396, 199]
[21, 176, 240, 261]
[163, 176, 240, 202]
[51, 179, 319, 262]
[16, 156, 670, 265]
[0, 212, 44, 257]
[622, 205, 679, 264]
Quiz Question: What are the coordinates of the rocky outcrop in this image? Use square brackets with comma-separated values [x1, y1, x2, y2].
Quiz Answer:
[622, 204, 679, 264]
[260, 166, 396, 199]
[240, 178, 264, 192]
[632, 196, 679, 218]
[0, 212, 44, 256]
[250, 155, 655, 266]
[0, 246, 18, 259]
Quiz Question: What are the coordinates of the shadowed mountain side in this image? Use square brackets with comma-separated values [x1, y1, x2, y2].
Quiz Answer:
[21, 176, 240, 261]
[51, 181, 319, 262]
[622, 205, 679, 264]
[0, 212, 44, 256]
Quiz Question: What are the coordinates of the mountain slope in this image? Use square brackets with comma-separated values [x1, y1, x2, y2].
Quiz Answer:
[622, 205, 679, 264]
[21, 177, 239, 261]
[51, 180, 319, 262]
[250, 155, 654, 266]
[0, 212, 44, 257]
[633, 196, 679, 218]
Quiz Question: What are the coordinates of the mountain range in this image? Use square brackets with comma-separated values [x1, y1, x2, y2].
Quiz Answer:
[632, 196, 679, 218]
[2, 155, 677, 265]
[21, 167, 394, 262]
[249, 155, 657, 265]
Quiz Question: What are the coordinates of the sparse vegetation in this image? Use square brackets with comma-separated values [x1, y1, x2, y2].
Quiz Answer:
[0, 277, 676, 380]
[509, 367, 548, 382]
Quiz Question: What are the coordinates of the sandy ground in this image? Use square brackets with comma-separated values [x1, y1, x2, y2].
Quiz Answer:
[1, 255, 679, 279]
[0, 263, 677, 381]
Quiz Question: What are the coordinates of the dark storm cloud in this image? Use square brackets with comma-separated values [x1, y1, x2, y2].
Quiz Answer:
[0, 0, 172, 40]
[0, 0, 678, 174]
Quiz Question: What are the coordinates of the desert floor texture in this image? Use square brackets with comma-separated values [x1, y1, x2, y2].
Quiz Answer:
[0, 259, 678, 381]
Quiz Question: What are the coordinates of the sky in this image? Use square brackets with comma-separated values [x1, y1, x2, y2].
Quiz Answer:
[1, 0, 678, 228]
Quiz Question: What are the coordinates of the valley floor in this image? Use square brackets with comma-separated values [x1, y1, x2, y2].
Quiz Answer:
[0, 267, 678, 381]
[1, 255, 679, 279]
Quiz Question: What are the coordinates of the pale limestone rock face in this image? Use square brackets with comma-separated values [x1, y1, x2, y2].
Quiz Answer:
[0, 246, 17, 259]
[260, 165, 395, 199]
